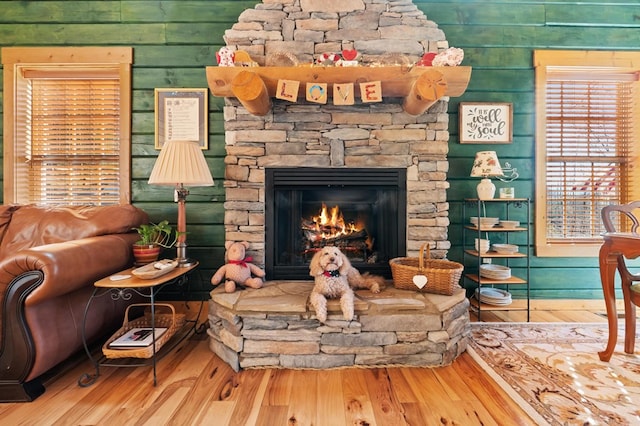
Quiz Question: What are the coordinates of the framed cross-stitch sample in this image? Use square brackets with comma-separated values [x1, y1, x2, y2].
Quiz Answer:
[459, 102, 513, 144]
[155, 88, 208, 150]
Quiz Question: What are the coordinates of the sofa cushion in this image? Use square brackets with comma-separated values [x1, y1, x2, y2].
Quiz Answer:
[0, 204, 148, 259]
[0, 205, 19, 248]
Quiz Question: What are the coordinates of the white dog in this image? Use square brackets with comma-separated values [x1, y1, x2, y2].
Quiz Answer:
[308, 246, 385, 323]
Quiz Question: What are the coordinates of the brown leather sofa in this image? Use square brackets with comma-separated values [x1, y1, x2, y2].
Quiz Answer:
[0, 204, 149, 402]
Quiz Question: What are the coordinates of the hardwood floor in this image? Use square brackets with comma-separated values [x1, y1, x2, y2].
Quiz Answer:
[0, 300, 612, 426]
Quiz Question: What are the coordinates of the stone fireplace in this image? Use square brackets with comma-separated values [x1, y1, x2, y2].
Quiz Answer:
[209, 0, 469, 270]
[206, 0, 471, 371]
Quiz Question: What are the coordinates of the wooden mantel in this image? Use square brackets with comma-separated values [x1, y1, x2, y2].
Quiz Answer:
[206, 65, 472, 116]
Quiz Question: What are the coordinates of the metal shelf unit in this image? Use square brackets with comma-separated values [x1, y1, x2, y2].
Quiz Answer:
[462, 198, 531, 321]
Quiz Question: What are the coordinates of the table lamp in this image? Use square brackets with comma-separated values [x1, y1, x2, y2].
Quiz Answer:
[148, 140, 214, 267]
[470, 151, 503, 200]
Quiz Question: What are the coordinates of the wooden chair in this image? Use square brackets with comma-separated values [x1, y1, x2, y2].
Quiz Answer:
[601, 201, 640, 355]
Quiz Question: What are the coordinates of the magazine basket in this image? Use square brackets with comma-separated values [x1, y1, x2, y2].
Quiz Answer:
[389, 243, 463, 295]
[102, 303, 185, 359]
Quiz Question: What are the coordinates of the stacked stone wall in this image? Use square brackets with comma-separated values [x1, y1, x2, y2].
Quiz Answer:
[221, 0, 454, 264]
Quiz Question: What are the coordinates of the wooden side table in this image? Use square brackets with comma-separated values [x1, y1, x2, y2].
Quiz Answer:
[78, 262, 198, 387]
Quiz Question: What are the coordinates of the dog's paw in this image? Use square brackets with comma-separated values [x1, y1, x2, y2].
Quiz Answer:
[370, 282, 381, 293]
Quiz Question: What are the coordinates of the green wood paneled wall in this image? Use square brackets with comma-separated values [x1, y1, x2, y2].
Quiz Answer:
[420, 0, 640, 300]
[0, 0, 637, 300]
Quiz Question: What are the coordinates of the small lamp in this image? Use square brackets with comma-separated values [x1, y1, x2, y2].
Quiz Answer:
[148, 140, 214, 267]
[470, 151, 503, 200]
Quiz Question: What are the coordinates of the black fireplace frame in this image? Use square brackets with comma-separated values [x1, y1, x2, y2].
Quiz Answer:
[265, 167, 407, 280]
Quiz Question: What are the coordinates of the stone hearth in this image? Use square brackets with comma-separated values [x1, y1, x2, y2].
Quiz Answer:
[208, 283, 470, 371]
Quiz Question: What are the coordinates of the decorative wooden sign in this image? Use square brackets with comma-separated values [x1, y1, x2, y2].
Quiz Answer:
[154, 88, 208, 150]
[459, 102, 513, 144]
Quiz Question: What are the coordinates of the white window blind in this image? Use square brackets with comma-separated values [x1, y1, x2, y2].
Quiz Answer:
[543, 69, 639, 243]
[3, 47, 132, 206]
[24, 75, 122, 205]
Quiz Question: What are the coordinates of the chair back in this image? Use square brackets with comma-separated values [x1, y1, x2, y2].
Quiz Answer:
[601, 201, 640, 234]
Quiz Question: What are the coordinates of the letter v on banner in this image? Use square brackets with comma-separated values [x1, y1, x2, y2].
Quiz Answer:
[333, 83, 355, 105]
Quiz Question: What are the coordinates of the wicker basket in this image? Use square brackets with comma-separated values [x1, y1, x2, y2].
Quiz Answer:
[389, 244, 463, 295]
[102, 303, 185, 359]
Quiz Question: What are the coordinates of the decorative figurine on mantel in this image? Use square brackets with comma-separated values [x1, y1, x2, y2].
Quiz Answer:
[211, 241, 265, 293]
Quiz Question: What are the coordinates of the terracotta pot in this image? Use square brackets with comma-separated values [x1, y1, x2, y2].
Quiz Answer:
[132, 243, 161, 265]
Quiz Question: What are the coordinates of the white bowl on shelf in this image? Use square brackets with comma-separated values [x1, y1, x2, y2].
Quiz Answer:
[492, 243, 518, 254]
[499, 220, 520, 229]
[475, 238, 490, 253]
[479, 264, 511, 280]
[470, 217, 500, 229]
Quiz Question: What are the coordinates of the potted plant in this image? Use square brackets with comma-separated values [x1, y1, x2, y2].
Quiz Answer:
[132, 220, 179, 265]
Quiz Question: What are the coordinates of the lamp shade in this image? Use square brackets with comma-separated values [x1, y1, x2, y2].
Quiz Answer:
[470, 151, 503, 178]
[148, 140, 214, 187]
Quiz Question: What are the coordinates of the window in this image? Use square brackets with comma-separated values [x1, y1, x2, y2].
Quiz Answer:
[2, 47, 133, 205]
[534, 50, 640, 256]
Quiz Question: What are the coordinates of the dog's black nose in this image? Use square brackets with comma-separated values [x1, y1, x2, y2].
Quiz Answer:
[329, 257, 335, 262]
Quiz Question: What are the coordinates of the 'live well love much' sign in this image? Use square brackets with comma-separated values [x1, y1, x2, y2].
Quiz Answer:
[459, 103, 513, 144]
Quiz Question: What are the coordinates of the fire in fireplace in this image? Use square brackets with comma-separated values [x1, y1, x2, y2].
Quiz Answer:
[265, 168, 407, 280]
[302, 202, 372, 261]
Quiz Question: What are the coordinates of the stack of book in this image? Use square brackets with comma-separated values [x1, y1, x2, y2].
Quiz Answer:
[108, 327, 168, 348]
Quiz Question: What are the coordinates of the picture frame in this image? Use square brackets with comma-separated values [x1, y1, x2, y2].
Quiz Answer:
[459, 102, 513, 144]
[155, 88, 208, 150]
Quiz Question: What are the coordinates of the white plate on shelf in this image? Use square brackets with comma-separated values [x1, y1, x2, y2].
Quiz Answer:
[479, 264, 511, 280]
[470, 217, 499, 228]
[498, 220, 520, 229]
[492, 243, 518, 254]
[475, 288, 512, 306]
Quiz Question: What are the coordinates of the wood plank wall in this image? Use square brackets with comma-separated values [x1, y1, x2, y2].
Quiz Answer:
[419, 0, 640, 299]
[0, 0, 638, 299]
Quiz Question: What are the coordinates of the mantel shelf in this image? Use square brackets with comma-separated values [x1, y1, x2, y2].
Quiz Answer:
[205, 65, 472, 116]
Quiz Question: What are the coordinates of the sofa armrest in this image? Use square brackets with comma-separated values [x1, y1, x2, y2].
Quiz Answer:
[0, 233, 139, 307]
[0, 233, 140, 401]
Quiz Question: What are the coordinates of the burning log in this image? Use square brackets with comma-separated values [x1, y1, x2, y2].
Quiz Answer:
[313, 229, 368, 244]
[301, 203, 371, 260]
[326, 229, 368, 243]
[304, 228, 368, 244]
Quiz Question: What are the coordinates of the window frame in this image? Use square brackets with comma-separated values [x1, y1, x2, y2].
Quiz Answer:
[534, 50, 640, 257]
[2, 47, 133, 205]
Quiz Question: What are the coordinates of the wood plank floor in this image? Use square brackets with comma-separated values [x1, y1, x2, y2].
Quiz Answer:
[0, 300, 614, 426]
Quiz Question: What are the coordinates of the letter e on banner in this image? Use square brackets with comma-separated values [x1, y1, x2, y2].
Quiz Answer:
[276, 79, 299, 102]
[359, 81, 382, 103]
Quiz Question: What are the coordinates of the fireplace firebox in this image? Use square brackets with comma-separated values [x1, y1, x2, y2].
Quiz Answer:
[265, 168, 406, 280]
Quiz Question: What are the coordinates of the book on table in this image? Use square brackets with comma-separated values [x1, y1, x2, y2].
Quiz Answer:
[108, 327, 169, 348]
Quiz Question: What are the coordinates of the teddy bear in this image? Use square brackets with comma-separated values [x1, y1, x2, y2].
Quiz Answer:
[210, 241, 265, 293]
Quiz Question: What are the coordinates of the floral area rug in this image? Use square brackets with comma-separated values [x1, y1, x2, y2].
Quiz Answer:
[468, 322, 640, 425]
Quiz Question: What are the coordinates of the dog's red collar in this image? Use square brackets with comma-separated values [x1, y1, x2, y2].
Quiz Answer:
[323, 270, 340, 277]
